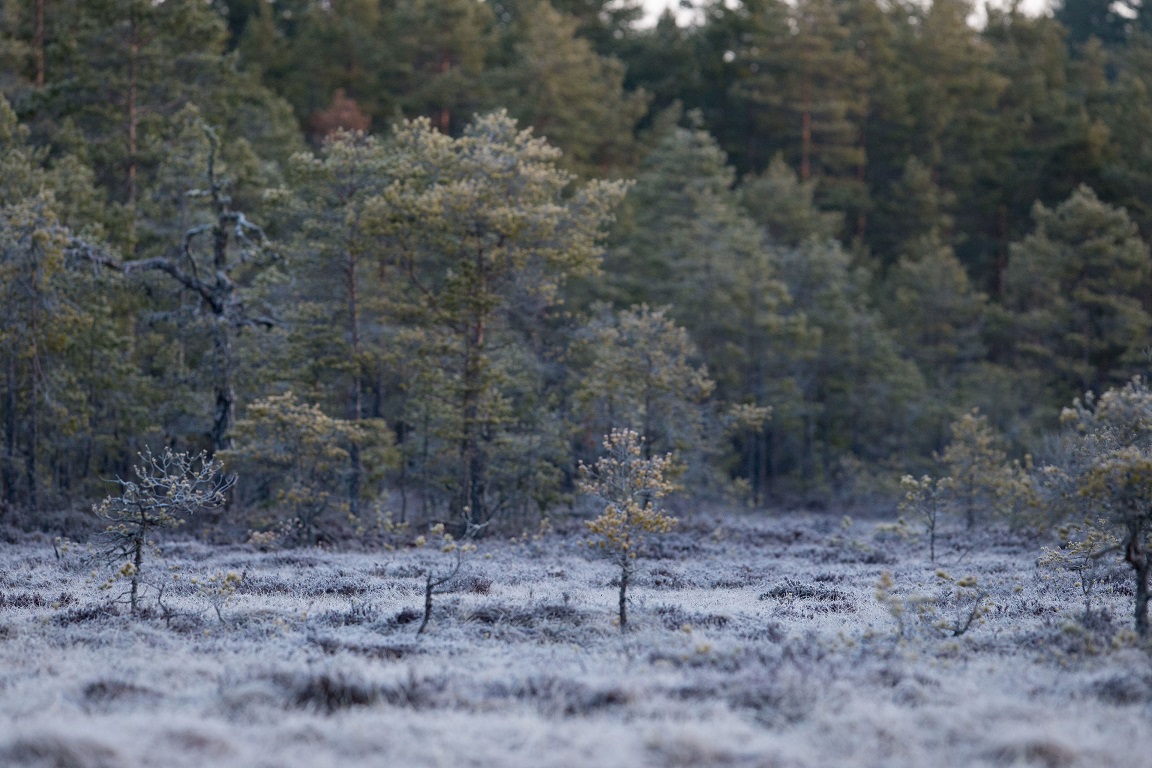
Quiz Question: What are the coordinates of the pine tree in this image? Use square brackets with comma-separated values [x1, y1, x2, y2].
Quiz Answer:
[603, 115, 793, 499]
[0, 96, 134, 513]
[580, 428, 676, 630]
[1003, 186, 1151, 405]
[881, 238, 986, 389]
[1047, 378, 1152, 635]
[770, 238, 926, 492]
[492, 1, 648, 178]
[740, 154, 842, 248]
[258, 130, 401, 516]
[6, 0, 299, 242]
[393, 0, 496, 135]
[870, 156, 955, 268]
[575, 305, 714, 463]
[75, 116, 280, 453]
[364, 112, 628, 526]
[237, 0, 400, 141]
[734, 0, 868, 211]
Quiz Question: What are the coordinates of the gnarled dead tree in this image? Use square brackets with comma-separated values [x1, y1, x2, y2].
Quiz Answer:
[69, 122, 277, 451]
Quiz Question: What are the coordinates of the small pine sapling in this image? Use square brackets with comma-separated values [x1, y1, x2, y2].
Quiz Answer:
[579, 429, 677, 631]
[937, 409, 1012, 529]
[932, 570, 989, 638]
[899, 474, 945, 561]
[194, 571, 245, 625]
[94, 448, 233, 614]
[414, 521, 481, 636]
[1038, 522, 1120, 619]
[875, 571, 934, 641]
[874, 570, 989, 641]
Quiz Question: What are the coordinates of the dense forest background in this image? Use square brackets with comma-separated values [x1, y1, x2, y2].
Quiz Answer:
[3, 0, 1152, 537]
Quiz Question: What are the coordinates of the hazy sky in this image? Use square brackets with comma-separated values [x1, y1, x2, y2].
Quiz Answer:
[636, 0, 1053, 28]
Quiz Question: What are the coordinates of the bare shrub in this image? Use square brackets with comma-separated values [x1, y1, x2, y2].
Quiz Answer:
[655, 604, 730, 630]
[278, 670, 379, 714]
[760, 578, 851, 607]
[488, 676, 629, 716]
[83, 680, 159, 708]
[378, 670, 451, 710]
[1092, 672, 1152, 705]
[0, 735, 123, 768]
[411, 521, 482, 635]
[92, 448, 232, 614]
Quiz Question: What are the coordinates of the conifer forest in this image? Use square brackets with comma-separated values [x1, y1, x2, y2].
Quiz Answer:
[4, 1, 1152, 766]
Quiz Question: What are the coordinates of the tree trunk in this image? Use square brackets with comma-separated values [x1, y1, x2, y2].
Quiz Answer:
[618, 562, 629, 631]
[27, 270, 40, 512]
[346, 243, 363, 517]
[418, 573, 434, 635]
[211, 323, 235, 452]
[34, 0, 45, 88]
[130, 533, 143, 614]
[3, 355, 15, 505]
[1125, 527, 1150, 637]
[127, 11, 139, 217]
[995, 203, 1008, 298]
[459, 252, 487, 526]
[436, 55, 452, 133]
[800, 73, 813, 181]
[420, 403, 432, 520]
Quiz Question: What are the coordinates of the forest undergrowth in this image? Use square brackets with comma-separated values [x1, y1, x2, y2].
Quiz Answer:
[0, 511, 1148, 768]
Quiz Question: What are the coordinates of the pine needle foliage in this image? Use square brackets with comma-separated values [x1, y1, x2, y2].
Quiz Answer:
[94, 448, 233, 614]
[579, 429, 676, 631]
[223, 392, 392, 545]
[1040, 377, 1152, 635]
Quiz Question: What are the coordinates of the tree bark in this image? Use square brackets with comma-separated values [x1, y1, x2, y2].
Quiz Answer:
[27, 260, 40, 512]
[211, 320, 235, 452]
[130, 532, 143, 614]
[3, 355, 15, 505]
[460, 327, 485, 526]
[459, 247, 488, 526]
[34, 0, 45, 88]
[436, 54, 452, 133]
[800, 73, 812, 181]
[127, 10, 139, 216]
[345, 240, 363, 517]
[618, 562, 629, 631]
[1125, 526, 1150, 637]
[418, 573, 434, 635]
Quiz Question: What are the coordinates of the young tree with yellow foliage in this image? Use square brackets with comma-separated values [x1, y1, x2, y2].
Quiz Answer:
[223, 392, 392, 545]
[930, 409, 1038, 530]
[579, 429, 676, 630]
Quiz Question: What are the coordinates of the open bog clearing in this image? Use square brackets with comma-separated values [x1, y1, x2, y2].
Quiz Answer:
[1, 513, 1149, 768]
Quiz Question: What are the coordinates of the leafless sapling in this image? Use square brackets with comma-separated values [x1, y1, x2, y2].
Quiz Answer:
[94, 447, 233, 614]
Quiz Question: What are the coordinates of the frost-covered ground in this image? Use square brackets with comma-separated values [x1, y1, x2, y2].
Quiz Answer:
[1, 512, 1150, 768]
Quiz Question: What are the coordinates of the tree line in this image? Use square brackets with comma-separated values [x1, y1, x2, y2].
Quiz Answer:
[2, 0, 1152, 535]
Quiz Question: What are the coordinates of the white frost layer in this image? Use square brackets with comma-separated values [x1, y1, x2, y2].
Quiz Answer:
[0, 514, 1148, 767]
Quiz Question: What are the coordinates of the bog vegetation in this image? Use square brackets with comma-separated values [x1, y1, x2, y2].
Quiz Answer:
[5, 0, 1152, 638]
